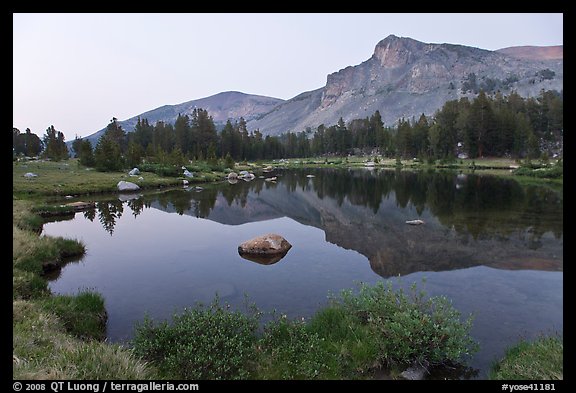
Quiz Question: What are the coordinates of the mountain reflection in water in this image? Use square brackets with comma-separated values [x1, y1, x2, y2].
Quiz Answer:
[77, 168, 562, 278]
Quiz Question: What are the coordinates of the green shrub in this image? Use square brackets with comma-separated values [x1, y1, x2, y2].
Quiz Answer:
[256, 315, 338, 379]
[133, 298, 259, 379]
[139, 163, 181, 177]
[333, 281, 478, 368]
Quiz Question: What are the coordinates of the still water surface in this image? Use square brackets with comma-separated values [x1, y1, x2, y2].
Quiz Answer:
[42, 168, 563, 379]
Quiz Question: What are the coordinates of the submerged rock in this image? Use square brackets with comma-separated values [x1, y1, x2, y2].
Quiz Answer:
[63, 201, 96, 211]
[400, 364, 428, 380]
[238, 234, 292, 263]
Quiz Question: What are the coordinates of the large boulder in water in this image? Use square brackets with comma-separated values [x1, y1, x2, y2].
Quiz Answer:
[238, 233, 292, 264]
[117, 180, 140, 191]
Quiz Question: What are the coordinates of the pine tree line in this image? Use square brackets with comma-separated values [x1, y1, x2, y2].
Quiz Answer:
[14, 89, 562, 168]
[13, 125, 68, 161]
[304, 89, 562, 160]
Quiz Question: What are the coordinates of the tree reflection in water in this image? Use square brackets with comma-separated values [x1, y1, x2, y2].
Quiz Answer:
[77, 168, 562, 276]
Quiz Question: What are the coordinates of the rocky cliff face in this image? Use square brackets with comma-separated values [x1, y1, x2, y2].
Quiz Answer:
[81, 35, 563, 143]
[248, 35, 563, 135]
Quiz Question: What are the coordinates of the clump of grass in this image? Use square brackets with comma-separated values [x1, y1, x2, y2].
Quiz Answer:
[13, 300, 152, 380]
[40, 292, 107, 340]
[13, 269, 49, 300]
[307, 305, 379, 377]
[256, 315, 339, 379]
[490, 335, 563, 380]
[31, 204, 77, 217]
[13, 199, 44, 232]
[13, 225, 85, 276]
[133, 297, 259, 380]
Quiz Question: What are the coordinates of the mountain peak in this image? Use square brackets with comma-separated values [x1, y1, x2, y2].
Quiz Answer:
[372, 35, 426, 67]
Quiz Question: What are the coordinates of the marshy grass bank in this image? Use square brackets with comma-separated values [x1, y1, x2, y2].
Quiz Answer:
[490, 336, 563, 380]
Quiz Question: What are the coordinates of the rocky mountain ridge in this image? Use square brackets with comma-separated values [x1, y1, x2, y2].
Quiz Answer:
[81, 35, 563, 143]
[247, 35, 563, 135]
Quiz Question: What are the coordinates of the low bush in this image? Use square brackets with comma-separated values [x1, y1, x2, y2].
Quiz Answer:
[133, 281, 478, 379]
[133, 298, 259, 379]
[309, 281, 478, 373]
[138, 163, 181, 177]
[256, 315, 338, 379]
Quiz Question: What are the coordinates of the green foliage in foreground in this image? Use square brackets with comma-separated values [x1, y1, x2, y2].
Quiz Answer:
[133, 281, 479, 379]
[13, 300, 151, 380]
[329, 282, 479, 367]
[40, 292, 107, 341]
[257, 315, 339, 379]
[490, 336, 563, 380]
[133, 298, 259, 380]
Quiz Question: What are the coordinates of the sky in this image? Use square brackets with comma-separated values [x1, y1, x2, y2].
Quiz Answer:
[13, 13, 563, 141]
